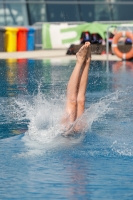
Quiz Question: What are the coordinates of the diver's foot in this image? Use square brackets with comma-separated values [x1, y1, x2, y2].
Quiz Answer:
[76, 42, 90, 65]
[85, 42, 91, 64]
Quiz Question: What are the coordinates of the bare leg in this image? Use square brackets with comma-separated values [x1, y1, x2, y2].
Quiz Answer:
[65, 43, 89, 120]
[76, 44, 91, 118]
[61, 42, 91, 132]
[73, 45, 91, 132]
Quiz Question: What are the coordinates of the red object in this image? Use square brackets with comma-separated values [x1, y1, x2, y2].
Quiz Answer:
[17, 27, 28, 51]
[17, 59, 27, 85]
[112, 31, 133, 60]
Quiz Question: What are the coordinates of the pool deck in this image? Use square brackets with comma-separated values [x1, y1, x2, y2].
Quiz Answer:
[0, 49, 121, 61]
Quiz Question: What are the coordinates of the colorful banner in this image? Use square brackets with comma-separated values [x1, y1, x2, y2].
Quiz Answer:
[42, 22, 111, 49]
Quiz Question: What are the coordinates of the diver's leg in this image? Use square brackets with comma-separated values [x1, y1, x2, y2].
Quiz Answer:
[64, 42, 89, 122]
[72, 43, 91, 132]
[76, 43, 91, 118]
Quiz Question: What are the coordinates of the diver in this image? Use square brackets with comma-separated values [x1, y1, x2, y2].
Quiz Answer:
[61, 42, 91, 135]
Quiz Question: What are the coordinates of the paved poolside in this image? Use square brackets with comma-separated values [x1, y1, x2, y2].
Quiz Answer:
[0, 49, 121, 61]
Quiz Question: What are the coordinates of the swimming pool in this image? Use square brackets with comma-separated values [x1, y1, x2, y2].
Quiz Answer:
[0, 58, 133, 199]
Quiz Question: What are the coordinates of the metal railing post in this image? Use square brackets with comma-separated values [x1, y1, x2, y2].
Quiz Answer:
[106, 25, 117, 72]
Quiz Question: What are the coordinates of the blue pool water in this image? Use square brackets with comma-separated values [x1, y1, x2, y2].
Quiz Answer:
[0, 58, 133, 199]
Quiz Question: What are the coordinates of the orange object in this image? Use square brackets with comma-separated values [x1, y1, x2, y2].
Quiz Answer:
[112, 31, 133, 60]
[17, 27, 28, 51]
[112, 61, 133, 72]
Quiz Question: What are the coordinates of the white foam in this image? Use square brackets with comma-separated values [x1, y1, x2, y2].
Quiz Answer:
[2, 86, 128, 157]
[14, 89, 119, 145]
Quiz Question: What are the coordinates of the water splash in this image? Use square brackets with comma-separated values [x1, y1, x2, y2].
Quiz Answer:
[12, 88, 120, 146]
[2, 78, 133, 157]
[1, 85, 133, 158]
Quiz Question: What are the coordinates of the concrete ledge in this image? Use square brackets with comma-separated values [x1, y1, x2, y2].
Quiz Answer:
[0, 49, 121, 61]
